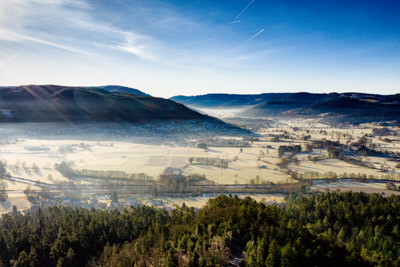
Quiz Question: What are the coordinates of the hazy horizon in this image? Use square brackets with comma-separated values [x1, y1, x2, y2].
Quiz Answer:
[1, 84, 400, 99]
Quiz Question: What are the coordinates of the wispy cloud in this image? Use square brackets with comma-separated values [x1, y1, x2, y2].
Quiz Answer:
[0, 28, 90, 55]
[0, 0, 271, 84]
[68, 18, 159, 61]
[0, 0, 158, 61]
[241, 29, 264, 46]
[232, 0, 256, 22]
[114, 36, 156, 61]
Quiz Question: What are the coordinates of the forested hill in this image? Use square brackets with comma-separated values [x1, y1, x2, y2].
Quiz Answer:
[170, 92, 334, 107]
[0, 85, 212, 123]
[286, 96, 400, 124]
[244, 94, 400, 124]
[1, 192, 399, 266]
[171, 92, 400, 124]
[95, 85, 150, 96]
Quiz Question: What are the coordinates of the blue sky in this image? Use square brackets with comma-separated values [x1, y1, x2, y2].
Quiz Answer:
[0, 0, 399, 97]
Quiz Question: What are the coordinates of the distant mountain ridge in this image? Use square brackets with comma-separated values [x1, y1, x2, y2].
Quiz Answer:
[0, 85, 212, 123]
[171, 92, 400, 124]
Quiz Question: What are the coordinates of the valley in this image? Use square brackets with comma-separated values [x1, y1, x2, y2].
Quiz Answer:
[1, 113, 399, 214]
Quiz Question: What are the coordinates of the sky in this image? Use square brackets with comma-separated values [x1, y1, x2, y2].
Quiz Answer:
[0, 0, 399, 97]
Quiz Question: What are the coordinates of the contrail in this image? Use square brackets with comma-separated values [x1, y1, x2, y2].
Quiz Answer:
[241, 29, 264, 45]
[229, 20, 241, 24]
[234, 0, 256, 21]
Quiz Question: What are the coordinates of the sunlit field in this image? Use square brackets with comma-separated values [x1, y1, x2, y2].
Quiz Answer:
[1, 118, 399, 214]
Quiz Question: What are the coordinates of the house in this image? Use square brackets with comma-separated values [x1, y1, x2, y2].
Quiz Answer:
[159, 167, 186, 181]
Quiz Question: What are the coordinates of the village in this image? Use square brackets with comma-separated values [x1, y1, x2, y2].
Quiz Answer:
[1, 119, 400, 215]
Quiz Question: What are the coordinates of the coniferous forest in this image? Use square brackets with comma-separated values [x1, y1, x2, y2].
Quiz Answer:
[0, 192, 400, 266]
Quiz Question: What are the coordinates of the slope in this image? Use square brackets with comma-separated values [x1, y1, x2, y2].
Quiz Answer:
[0, 85, 212, 123]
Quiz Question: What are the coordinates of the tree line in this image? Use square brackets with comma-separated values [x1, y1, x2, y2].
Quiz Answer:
[54, 161, 153, 181]
[0, 192, 399, 266]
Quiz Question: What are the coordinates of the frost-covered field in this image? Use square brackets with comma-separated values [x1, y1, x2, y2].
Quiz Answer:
[311, 181, 400, 195]
[0, 123, 399, 187]
[0, 138, 292, 185]
[0, 121, 399, 212]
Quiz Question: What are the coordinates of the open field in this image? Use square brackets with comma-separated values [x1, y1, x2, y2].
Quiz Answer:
[0, 193, 30, 215]
[311, 181, 400, 195]
[290, 158, 385, 177]
[0, 120, 399, 213]
[0, 135, 295, 186]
